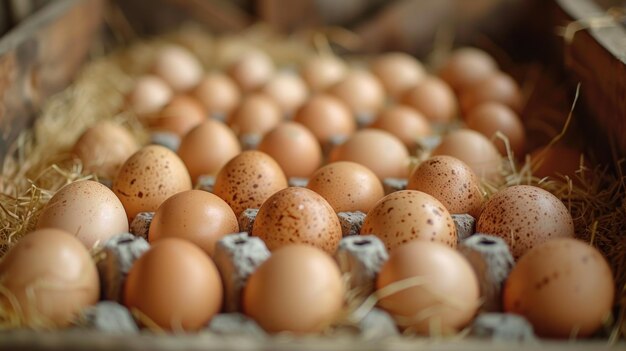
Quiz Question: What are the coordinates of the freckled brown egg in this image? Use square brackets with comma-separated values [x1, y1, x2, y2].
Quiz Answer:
[127, 75, 173, 116]
[377, 240, 479, 335]
[149, 190, 238, 256]
[466, 102, 525, 157]
[177, 119, 241, 183]
[213, 150, 288, 217]
[113, 145, 192, 220]
[257, 122, 322, 178]
[227, 93, 282, 137]
[252, 187, 342, 253]
[0, 228, 99, 328]
[72, 121, 139, 180]
[307, 161, 384, 213]
[227, 50, 275, 92]
[438, 47, 498, 92]
[477, 185, 575, 259]
[504, 238, 614, 338]
[460, 72, 522, 114]
[329, 70, 385, 116]
[293, 94, 355, 145]
[262, 71, 309, 115]
[407, 156, 483, 218]
[37, 180, 129, 248]
[361, 190, 457, 251]
[371, 105, 431, 150]
[153, 45, 203, 92]
[431, 129, 502, 181]
[146, 95, 206, 137]
[401, 76, 457, 124]
[329, 129, 410, 180]
[124, 238, 223, 331]
[530, 146, 589, 180]
[371, 52, 425, 98]
[243, 244, 344, 333]
[300, 55, 347, 92]
[192, 72, 241, 117]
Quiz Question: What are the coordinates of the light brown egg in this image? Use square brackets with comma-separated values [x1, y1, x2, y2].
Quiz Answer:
[293, 94, 355, 145]
[147, 95, 206, 137]
[307, 161, 384, 213]
[124, 238, 223, 331]
[431, 129, 502, 182]
[401, 76, 457, 124]
[127, 75, 173, 116]
[227, 93, 282, 137]
[177, 119, 241, 183]
[329, 70, 385, 116]
[466, 102, 525, 157]
[113, 145, 192, 220]
[438, 47, 498, 92]
[371, 105, 431, 150]
[530, 145, 588, 180]
[460, 72, 522, 113]
[37, 180, 129, 248]
[213, 150, 288, 217]
[407, 156, 483, 218]
[257, 122, 322, 178]
[153, 45, 203, 92]
[329, 129, 410, 180]
[477, 185, 575, 259]
[262, 71, 309, 115]
[361, 190, 457, 251]
[0, 228, 99, 328]
[252, 187, 342, 253]
[243, 244, 344, 333]
[377, 240, 479, 335]
[72, 121, 139, 179]
[504, 238, 614, 338]
[300, 55, 347, 92]
[227, 50, 275, 92]
[192, 72, 241, 117]
[371, 52, 425, 98]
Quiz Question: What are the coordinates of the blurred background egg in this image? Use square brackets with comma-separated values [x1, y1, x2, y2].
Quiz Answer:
[293, 94, 355, 146]
[227, 49, 275, 92]
[192, 72, 241, 118]
[401, 76, 457, 124]
[146, 95, 206, 137]
[127, 75, 173, 117]
[465, 102, 525, 157]
[438, 47, 498, 92]
[153, 44, 203, 92]
[329, 70, 385, 116]
[370, 52, 425, 98]
[300, 55, 347, 92]
[459, 72, 522, 114]
[371, 105, 431, 151]
[227, 93, 282, 137]
[262, 71, 309, 115]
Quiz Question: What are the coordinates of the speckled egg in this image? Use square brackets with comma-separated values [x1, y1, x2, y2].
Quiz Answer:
[370, 52, 425, 98]
[477, 185, 575, 259]
[329, 70, 385, 116]
[361, 190, 457, 251]
[293, 94, 355, 145]
[227, 93, 282, 137]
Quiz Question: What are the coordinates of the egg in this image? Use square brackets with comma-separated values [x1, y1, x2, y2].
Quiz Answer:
[407, 156, 483, 218]
[192, 72, 241, 117]
[361, 190, 457, 251]
[504, 238, 614, 338]
[252, 187, 342, 253]
[227, 93, 282, 137]
[293, 94, 355, 145]
[307, 161, 385, 213]
[466, 102, 525, 157]
[257, 121, 322, 178]
[370, 52, 425, 98]
[300, 55, 347, 92]
[401, 76, 457, 124]
[460, 72, 522, 113]
[177, 119, 241, 183]
[72, 121, 139, 179]
[438, 47, 498, 92]
[146, 95, 206, 137]
[476, 185, 575, 259]
[243, 244, 344, 333]
[227, 50, 275, 92]
[0, 228, 99, 328]
[530, 145, 588, 180]
[329, 129, 410, 180]
[113, 145, 192, 220]
[153, 45, 203, 92]
[124, 238, 223, 331]
[371, 105, 431, 150]
[376, 240, 480, 335]
[213, 150, 288, 217]
[37, 180, 129, 248]
[127, 75, 173, 116]
[262, 71, 309, 115]
[329, 70, 385, 116]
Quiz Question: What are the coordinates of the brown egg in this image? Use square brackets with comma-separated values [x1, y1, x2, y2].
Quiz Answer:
[252, 187, 342, 253]
[257, 122, 322, 178]
[227, 93, 282, 137]
[113, 145, 192, 220]
[371, 105, 431, 150]
[300, 55, 347, 92]
[371, 52, 425, 98]
[377, 240, 479, 335]
[72, 121, 139, 179]
[147, 95, 206, 137]
[227, 50, 275, 92]
[153, 45, 203, 92]
[177, 119, 241, 183]
[329, 129, 410, 180]
[262, 71, 309, 115]
[466, 102, 525, 157]
[361, 190, 457, 251]
[243, 244, 344, 333]
[530, 145, 588, 180]
[0, 228, 99, 328]
[460, 72, 522, 113]
[407, 156, 483, 218]
[431, 129, 502, 182]
[293, 94, 355, 145]
[127, 75, 173, 116]
[213, 150, 288, 217]
[124, 238, 223, 331]
[438, 47, 498, 92]
[504, 238, 614, 338]
[329, 70, 385, 116]
[192, 72, 241, 117]
[37, 180, 129, 248]
[307, 161, 384, 213]
[477, 185, 575, 259]
[401, 76, 457, 124]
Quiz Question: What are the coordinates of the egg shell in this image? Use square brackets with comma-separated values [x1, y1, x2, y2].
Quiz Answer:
[127, 75, 173, 116]
[0, 229, 99, 327]
[466, 102, 526, 157]
[370, 52, 425, 98]
[401, 76, 457, 124]
[371, 105, 431, 150]
[477, 185, 575, 259]
[460, 72, 522, 113]
[252, 187, 342, 253]
[262, 71, 309, 115]
[37, 180, 129, 248]
[293, 94, 355, 145]
[503, 238, 614, 338]
[153, 45, 203, 92]
[146, 95, 206, 137]
[329, 70, 385, 116]
[300, 55, 347, 92]
[438, 47, 498, 92]
[361, 190, 457, 251]
[227, 93, 282, 136]
[242, 244, 344, 333]
[193, 72, 241, 116]
[227, 50, 275, 92]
